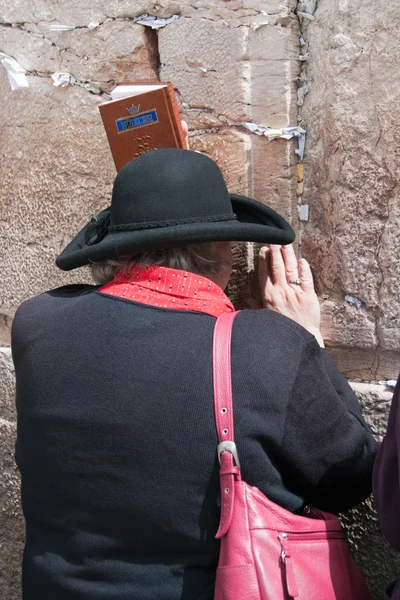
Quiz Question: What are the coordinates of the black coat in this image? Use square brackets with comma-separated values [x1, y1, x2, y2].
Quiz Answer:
[12, 285, 377, 600]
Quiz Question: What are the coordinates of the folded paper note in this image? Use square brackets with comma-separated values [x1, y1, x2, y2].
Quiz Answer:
[1, 54, 29, 90]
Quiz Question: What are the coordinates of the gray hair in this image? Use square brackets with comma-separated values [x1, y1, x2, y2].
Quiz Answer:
[90, 243, 228, 285]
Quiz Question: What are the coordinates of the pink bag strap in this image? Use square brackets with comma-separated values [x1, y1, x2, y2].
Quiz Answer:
[213, 311, 241, 538]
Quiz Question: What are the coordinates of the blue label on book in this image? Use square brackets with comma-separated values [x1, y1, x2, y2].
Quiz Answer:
[116, 109, 159, 133]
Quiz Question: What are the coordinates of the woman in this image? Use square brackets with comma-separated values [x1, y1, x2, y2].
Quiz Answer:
[12, 147, 377, 600]
[373, 376, 400, 598]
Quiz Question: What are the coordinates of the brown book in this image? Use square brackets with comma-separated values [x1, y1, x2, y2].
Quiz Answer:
[99, 81, 187, 171]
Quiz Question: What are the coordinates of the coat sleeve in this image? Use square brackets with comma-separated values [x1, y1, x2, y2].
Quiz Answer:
[372, 377, 400, 550]
[278, 337, 378, 514]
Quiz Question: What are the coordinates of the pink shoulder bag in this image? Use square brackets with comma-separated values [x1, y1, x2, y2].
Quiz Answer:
[212, 311, 372, 600]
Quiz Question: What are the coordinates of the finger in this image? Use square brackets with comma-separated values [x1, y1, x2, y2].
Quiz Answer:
[299, 258, 315, 292]
[269, 244, 287, 285]
[281, 244, 299, 283]
[258, 246, 271, 286]
[181, 119, 189, 148]
[258, 247, 275, 305]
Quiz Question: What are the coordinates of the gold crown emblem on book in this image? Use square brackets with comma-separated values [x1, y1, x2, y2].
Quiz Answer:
[127, 104, 140, 115]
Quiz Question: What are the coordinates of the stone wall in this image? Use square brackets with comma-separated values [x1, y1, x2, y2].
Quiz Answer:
[0, 0, 399, 598]
[298, 1, 400, 595]
[302, 0, 400, 381]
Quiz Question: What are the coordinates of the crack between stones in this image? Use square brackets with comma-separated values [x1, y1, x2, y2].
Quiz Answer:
[180, 95, 303, 138]
[0, 15, 160, 97]
[294, 2, 315, 258]
[182, 6, 285, 18]
[24, 70, 112, 97]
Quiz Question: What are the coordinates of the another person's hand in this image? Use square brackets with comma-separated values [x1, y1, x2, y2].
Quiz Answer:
[258, 244, 324, 347]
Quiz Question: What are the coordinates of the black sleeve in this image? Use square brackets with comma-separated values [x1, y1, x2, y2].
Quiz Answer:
[278, 337, 378, 514]
[372, 378, 400, 550]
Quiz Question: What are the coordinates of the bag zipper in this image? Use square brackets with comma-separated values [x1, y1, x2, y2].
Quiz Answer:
[278, 533, 299, 598]
[279, 531, 344, 542]
[278, 530, 345, 598]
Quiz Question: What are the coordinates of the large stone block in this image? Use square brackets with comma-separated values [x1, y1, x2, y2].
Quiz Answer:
[302, 0, 400, 379]
[0, 419, 24, 600]
[0, 1, 162, 25]
[159, 18, 251, 121]
[247, 17, 299, 127]
[159, 9, 297, 127]
[320, 300, 377, 350]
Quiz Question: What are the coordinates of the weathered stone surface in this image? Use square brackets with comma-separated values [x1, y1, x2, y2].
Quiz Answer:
[0, 20, 157, 92]
[350, 382, 393, 442]
[47, 21, 157, 90]
[342, 497, 400, 600]
[302, 0, 400, 379]
[189, 130, 252, 193]
[0, 349, 15, 422]
[250, 137, 297, 221]
[159, 18, 252, 121]
[0, 25, 59, 72]
[0, 317, 13, 347]
[329, 348, 400, 382]
[320, 300, 377, 349]
[160, 11, 298, 127]
[0, 2, 161, 25]
[248, 17, 299, 127]
[178, 0, 296, 26]
[0, 75, 114, 329]
[0, 1, 294, 27]
[0, 419, 24, 600]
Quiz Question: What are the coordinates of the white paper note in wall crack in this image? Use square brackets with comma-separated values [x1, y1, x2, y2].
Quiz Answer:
[49, 24, 76, 31]
[132, 14, 179, 29]
[51, 72, 77, 87]
[0, 54, 29, 90]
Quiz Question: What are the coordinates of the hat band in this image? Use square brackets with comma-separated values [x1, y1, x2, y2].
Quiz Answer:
[109, 213, 237, 232]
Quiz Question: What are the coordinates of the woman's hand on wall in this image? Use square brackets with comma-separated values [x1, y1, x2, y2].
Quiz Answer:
[258, 244, 324, 347]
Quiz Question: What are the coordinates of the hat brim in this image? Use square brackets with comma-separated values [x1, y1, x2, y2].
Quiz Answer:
[56, 194, 295, 271]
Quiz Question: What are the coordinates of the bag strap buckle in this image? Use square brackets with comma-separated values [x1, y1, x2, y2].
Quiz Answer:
[217, 441, 241, 469]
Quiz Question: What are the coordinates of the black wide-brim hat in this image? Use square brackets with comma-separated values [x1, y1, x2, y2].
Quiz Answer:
[56, 148, 295, 270]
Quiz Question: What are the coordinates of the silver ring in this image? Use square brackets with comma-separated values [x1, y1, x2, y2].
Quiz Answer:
[289, 278, 302, 285]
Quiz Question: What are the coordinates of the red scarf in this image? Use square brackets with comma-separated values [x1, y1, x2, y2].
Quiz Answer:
[99, 265, 234, 318]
